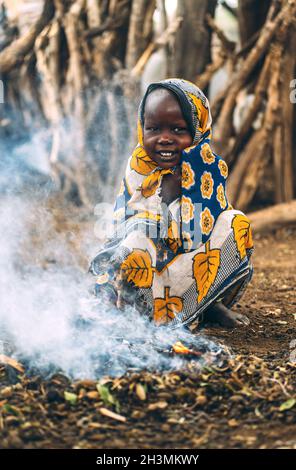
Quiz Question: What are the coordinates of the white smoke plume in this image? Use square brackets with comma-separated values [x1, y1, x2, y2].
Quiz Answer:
[0, 130, 225, 380]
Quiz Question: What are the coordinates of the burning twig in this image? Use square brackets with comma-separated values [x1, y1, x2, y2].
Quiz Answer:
[0, 355, 24, 374]
[172, 341, 202, 357]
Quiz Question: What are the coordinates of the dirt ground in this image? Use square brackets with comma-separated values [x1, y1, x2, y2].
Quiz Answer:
[0, 214, 295, 449]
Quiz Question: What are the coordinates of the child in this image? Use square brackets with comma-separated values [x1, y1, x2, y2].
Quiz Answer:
[90, 79, 253, 329]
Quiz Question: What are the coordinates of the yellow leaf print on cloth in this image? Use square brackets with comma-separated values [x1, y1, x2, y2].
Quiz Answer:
[121, 249, 154, 288]
[166, 220, 182, 253]
[181, 196, 195, 223]
[182, 162, 195, 190]
[232, 215, 254, 261]
[154, 287, 183, 326]
[216, 183, 227, 209]
[193, 241, 220, 303]
[218, 159, 228, 178]
[130, 146, 158, 175]
[200, 171, 214, 199]
[200, 143, 215, 164]
[200, 207, 214, 235]
[141, 169, 171, 198]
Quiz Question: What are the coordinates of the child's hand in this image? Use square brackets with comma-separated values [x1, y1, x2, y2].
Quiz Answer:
[112, 267, 136, 311]
[112, 268, 125, 310]
[116, 289, 126, 310]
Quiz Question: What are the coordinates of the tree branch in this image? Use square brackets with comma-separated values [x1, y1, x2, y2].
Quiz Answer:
[220, 0, 237, 18]
[206, 14, 236, 54]
[131, 16, 182, 76]
[0, 0, 54, 74]
[85, 0, 131, 39]
[248, 201, 296, 234]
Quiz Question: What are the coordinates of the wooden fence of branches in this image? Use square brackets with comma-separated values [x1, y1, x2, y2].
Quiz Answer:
[0, 0, 295, 227]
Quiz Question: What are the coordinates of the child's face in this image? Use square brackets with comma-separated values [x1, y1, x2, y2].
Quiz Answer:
[143, 89, 193, 169]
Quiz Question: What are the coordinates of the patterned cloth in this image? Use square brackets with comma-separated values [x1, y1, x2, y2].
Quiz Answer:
[90, 79, 254, 328]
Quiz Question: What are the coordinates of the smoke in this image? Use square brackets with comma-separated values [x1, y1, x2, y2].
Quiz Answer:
[0, 120, 226, 381]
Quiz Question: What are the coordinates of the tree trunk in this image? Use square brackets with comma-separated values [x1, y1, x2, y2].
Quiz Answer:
[280, 26, 296, 202]
[238, 0, 271, 47]
[248, 201, 296, 234]
[0, 0, 54, 74]
[125, 0, 156, 69]
[173, 0, 217, 82]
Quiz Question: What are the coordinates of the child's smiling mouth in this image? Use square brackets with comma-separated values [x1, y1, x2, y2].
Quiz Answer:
[157, 150, 179, 162]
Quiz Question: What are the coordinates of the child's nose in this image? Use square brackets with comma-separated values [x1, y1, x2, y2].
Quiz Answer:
[158, 131, 173, 144]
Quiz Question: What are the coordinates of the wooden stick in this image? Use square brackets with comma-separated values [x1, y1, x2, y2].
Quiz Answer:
[211, 88, 226, 122]
[206, 14, 236, 54]
[220, 0, 237, 18]
[0, 0, 54, 74]
[63, 0, 92, 208]
[85, 0, 130, 39]
[227, 42, 282, 209]
[131, 16, 182, 77]
[281, 26, 295, 201]
[273, 122, 284, 203]
[214, 0, 296, 149]
[131, 43, 155, 77]
[227, 127, 267, 206]
[35, 20, 63, 124]
[196, 51, 227, 90]
[247, 200, 296, 234]
[224, 52, 271, 164]
[158, 0, 170, 76]
[0, 355, 24, 373]
[126, 0, 155, 70]
[235, 30, 260, 59]
[233, 43, 282, 210]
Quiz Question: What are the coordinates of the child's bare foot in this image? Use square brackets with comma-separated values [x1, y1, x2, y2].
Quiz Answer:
[203, 302, 250, 328]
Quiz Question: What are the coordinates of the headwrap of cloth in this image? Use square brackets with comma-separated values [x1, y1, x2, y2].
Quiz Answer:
[111, 78, 230, 258]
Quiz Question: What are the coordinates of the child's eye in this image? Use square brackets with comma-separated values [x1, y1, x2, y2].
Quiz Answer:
[173, 127, 187, 133]
[146, 127, 158, 131]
